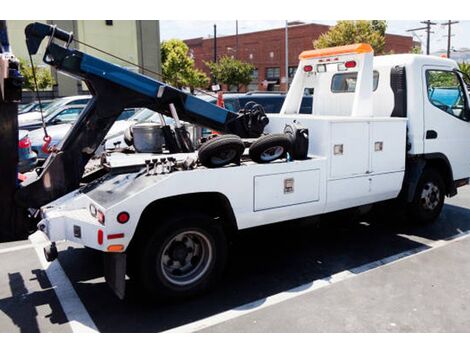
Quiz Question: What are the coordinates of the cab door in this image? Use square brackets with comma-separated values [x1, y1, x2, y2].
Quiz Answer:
[422, 66, 470, 180]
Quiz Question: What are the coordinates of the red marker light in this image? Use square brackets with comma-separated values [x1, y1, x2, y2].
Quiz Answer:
[345, 60, 357, 68]
[107, 233, 125, 240]
[117, 212, 130, 224]
[97, 210, 105, 225]
[303, 65, 313, 72]
[97, 229, 104, 245]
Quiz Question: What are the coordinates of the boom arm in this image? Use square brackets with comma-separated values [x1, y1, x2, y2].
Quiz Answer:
[17, 22, 243, 209]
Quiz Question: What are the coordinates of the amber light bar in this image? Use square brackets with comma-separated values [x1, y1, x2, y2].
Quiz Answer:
[299, 43, 373, 60]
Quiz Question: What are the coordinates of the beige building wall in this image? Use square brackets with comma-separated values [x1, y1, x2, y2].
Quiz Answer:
[6, 20, 161, 97]
[76, 20, 139, 68]
[6, 20, 48, 65]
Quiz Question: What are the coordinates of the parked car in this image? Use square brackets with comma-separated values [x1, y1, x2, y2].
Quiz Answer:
[19, 105, 86, 131]
[19, 95, 91, 123]
[18, 130, 37, 173]
[197, 91, 313, 137]
[18, 100, 53, 114]
[29, 108, 140, 159]
[200, 91, 313, 114]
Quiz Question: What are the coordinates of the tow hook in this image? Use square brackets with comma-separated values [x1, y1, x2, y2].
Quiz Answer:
[43, 242, 58, 262]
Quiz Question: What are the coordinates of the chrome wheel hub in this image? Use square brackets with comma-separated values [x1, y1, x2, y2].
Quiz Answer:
[160, 230, 212, 286]
[420, 182, 440, 211]
[260, 146, 284, 162]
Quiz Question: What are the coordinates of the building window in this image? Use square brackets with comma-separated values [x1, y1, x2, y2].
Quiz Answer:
[266, 67, 280, 80]
[105, 20, 113, 26]
[288, 66, 297, 78]
[251, 69, 259, 82]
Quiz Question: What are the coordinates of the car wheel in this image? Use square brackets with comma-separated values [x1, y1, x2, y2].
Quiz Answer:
[136, 214, 227, 299]
[408, 168, 445, 224]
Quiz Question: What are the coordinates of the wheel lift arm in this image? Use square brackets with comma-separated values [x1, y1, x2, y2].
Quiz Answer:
[15, 22, 242, 210]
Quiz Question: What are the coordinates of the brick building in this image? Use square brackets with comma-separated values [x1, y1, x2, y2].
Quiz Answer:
[185, 22, 415, 92]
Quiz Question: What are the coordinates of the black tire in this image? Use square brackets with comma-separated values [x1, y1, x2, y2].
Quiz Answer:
[249, 134, 292, 163]
[124, 126, 133, 146]
[408, 168, 445, 224]
[198, 134, 245, 168]
[136, 214, 227, 299]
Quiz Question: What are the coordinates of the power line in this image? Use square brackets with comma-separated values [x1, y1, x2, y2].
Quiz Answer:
[441, 20, 459, 58]
[407, 20, 437, 55]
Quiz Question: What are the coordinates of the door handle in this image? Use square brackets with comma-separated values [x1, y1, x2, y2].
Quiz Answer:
[426, 130, 438, 139]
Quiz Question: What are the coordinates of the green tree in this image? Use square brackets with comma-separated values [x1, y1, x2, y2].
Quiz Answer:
[205, 56, 255, 92]
[458, 62, 470, 85]
[161, 39, 209, 90]
[19, 58, 55, 91]
[314, 20, 387, 55]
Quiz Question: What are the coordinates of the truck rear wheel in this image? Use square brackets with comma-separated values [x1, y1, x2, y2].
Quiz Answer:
[136, 214, 227, 299]
[408, 168, 445, 224]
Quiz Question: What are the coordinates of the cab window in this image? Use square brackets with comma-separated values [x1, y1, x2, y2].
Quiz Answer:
[53, 108, 83, 123]
[426, 70, 469, 121]
[331, 71, 379, 93]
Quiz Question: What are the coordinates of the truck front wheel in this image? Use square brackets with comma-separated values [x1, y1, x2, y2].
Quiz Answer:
[408, 168, 445, 224]
[136, 214, 227, 299]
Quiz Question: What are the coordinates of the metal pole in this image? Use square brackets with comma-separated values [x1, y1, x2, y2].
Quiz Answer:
[442, 20, 459, 58]
[285, 21, 289, 92]
[213, 24, 217, 64]
[236, 20, 239, 59]
[447, 20, 451, 58]
[426, 21, 431, 55]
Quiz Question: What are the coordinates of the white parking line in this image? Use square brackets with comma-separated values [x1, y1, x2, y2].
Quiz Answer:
[165, 231, 470, 333]
[29, 232, 99, 333]
[0, 242, 46, 254]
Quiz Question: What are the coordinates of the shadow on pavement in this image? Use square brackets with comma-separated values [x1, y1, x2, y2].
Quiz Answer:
[0, 270, 68, 332]
[57, 202, 470, 332]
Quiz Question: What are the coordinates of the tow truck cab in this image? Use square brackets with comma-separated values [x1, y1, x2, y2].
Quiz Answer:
[37, 43, 470, 300]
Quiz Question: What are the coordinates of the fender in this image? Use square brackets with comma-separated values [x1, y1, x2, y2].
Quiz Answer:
[403, 153, 456, 202]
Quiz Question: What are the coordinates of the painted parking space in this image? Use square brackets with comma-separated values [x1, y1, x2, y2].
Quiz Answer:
[1, 186, 470, 332]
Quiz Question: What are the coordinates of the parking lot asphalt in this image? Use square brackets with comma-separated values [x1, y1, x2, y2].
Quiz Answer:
[1, 186, 470, 333]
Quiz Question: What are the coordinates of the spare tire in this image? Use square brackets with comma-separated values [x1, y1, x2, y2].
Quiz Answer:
[284, 121, 309, 160]
[124, 126, 133, 146]
[249, 134, 292, 163]
[198, 134, 245, 168]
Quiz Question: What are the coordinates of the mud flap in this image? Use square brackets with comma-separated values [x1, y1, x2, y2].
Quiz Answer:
[103, 252, 126, 300]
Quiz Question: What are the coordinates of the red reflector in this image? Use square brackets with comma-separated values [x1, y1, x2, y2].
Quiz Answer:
[117, 212, 130, 224]
[345, 60, 357, 68]
[107, 233, 125, 240]
[97, 210, 105, 225]
[97, 229, 104, 245]
[18, 137, 31, 149]
[303, 65, 313, 72]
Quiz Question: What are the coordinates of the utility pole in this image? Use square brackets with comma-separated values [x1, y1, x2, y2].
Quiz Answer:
[441, 20, 459, 58]
[213, 24, 217, 64]
[235, 20, 239, 59]
[407, 20, 436, 55]
[285, 21, 289, 92]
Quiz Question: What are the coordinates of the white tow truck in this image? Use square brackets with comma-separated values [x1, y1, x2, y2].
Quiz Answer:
[37, 43, 470, 299]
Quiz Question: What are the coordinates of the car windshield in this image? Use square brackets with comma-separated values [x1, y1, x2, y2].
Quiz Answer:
[129, 108, 156, 122]
[116, 108, 139, 121]
[51, 107, 84, 123]
[42, 99, 67, 117]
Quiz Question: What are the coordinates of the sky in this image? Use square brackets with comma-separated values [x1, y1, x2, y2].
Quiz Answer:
[160, 20, 470, 53]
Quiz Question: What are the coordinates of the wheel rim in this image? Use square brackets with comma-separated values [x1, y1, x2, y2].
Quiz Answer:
[260, 146, 284, 162]
[210, 149, 237, 166]
[420, 182, 441, 211]
[160, 230, 212, 286]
